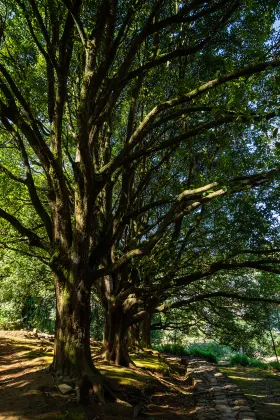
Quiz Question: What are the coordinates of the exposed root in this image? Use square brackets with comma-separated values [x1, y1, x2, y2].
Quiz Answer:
[77, 370, 105, 404]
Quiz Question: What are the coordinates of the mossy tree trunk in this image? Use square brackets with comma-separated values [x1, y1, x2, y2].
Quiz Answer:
[128, 323, 140, 350]
[52, 272, 104, 402]
[141, 313, 152, 349]
[103, 303, 135, 368]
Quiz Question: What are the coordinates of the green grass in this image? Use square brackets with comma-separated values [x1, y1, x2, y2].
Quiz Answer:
[219, 366, 280, 420]
[153, 343, 188, 355]
[153, 343, 218, 363]
[131, 353, 170, 375]
[184, 348, 218, 364]
[229, 354, 280, 372]
[269, 361, 280, 371]
[229, 354, 267, 369]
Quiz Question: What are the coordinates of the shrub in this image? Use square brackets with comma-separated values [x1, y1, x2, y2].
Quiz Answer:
[187, 342, 232, 359]
[153, 344, 188, 355]
[153, 344, 218, 363]
[229, 354, 250, 367]
[229, 354, 268, 370]
[269, 361, 280, 371]
[186, 347, 218, 364]
[248, 359, 267, 369]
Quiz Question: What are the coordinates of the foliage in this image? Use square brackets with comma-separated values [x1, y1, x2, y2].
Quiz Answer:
[229, 354, 267, 369]
[220, 365, 280, 420]
[153, 343, 218, 363]
[153, 343, 188, 356]
[1, 0, 280, 373]
[268, 361, 280, 371]
[185, 348, 218, 364]
[0, 249, 55, 331]
[187, 342, 232, 360]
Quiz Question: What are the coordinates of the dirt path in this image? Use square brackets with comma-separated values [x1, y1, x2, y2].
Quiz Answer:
[0, 333, 195, 420]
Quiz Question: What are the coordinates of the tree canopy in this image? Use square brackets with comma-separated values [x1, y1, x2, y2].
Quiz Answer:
[1, 0, 280, 401]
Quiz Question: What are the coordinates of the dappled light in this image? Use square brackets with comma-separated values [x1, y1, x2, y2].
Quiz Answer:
[220, 366, 280, 419]
[1, 0, 280, 418]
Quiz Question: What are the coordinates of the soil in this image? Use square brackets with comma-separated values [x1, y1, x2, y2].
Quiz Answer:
[0, 331, 195, 420]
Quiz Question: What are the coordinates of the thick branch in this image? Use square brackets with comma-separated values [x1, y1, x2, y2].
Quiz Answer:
[156, 292, 280, 312]
[0, 208, 47, 250]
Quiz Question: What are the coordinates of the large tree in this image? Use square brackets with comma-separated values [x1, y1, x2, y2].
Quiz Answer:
[1, 0, 280, 400]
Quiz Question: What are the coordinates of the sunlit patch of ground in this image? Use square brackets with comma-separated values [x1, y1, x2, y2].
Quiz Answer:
[219, 366, 280, 420]
[0, 334, 195, 420]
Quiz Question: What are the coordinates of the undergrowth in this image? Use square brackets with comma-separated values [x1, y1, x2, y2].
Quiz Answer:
[229, 354, 280, 371]
[153, 343, 218, 363]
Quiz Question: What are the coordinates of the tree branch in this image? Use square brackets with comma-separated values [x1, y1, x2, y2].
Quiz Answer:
[0, 208, 47, 250]
[156, 292, 280, 313]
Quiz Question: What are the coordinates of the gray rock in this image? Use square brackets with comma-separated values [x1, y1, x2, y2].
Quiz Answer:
[57, 383, 74, 394]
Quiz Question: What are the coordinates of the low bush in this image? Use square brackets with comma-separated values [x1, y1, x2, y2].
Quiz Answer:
[185, 347, 218, 364]
[187, 342, 232, 360]
[229, 354, 267, 370]
[153, 344, 218, 363]
[248, 359, 267, 369]
[269, 361, 280, 371]
[229, 354, 250, 366]
[153, 343, 188, 355]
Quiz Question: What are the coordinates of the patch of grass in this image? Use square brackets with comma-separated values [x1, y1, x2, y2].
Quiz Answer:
[219, 366, 280, 420]
[153, 343, 188, 355]
[185, 348, 218, 364]
[187, 342, 233, 359]
[153, 343, 218, 363]
[268, 361, 280, 371]
[97, 362, 154, 389]
[25, 349, 52, 359]
[230, 354, 257, 367]
[131, 353, 170, 375]
[229, 354, 274, 370]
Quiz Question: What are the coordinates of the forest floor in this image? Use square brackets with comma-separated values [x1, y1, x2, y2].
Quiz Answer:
[0, 331, 195, 420]
[219, 366, 280, 420]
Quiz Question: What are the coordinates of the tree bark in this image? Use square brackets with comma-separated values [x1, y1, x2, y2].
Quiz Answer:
[103, 305, 135, 368]
[141, 313, 152, 348]
[52, 277, 104, 402]
[128, 323, 140, 350]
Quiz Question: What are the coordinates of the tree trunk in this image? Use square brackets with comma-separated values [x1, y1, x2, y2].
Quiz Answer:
[52, 278, 104, 403]
[103, 306, 135, 368]
[141, 313, 152, 348]
[128, 323, 140, 350]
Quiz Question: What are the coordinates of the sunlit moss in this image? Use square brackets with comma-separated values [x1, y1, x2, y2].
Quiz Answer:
[131, 354, 170, 375]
